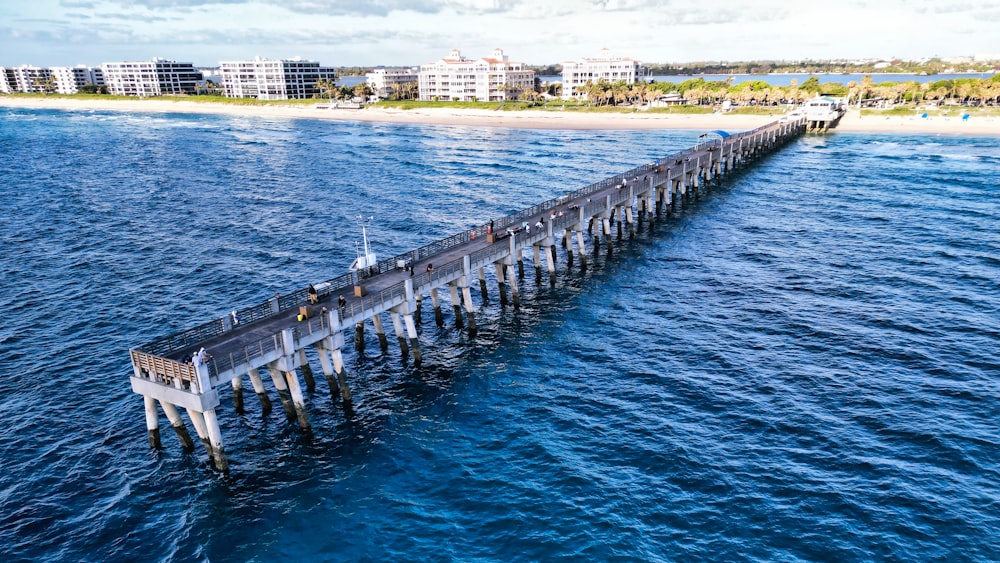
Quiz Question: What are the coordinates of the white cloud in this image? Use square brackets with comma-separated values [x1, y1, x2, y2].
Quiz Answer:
[0, 0, 996, 66]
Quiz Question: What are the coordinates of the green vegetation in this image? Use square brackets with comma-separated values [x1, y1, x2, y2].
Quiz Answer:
[5, 70, 997, 115]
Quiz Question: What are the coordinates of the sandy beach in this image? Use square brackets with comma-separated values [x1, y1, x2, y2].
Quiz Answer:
[2, 96, 999, 135]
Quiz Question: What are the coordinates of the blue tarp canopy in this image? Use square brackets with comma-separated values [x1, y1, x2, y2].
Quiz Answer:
[711, 130, 731, 138]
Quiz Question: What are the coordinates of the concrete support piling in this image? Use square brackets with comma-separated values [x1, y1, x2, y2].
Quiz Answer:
[283, 370, 310, 430]
[144, 395, 161, 449]
[478, 267, 488, 300]
[248, 368, 272, 416]
[185, 408, 210, 453]
[494, 262, 509, 306]
[507, 256, 521, 309]
[448, 282, 464, 329]
[267, 366, 297, 423]
[371, 314, 389, 352]
[354, 322, 365, 352]
[315, 344, 342, 403]
[403, 311, 422, 366]
[461, 284, 477, 337]
[430, 287, 444, 326]
[296, 348, 315, 392]
[231, 374, 245, 413]
[202, 408, 229, 472]
[330, 347, 351, 403]
[390, 309, 409, 358]
[160, 400, 194, 451]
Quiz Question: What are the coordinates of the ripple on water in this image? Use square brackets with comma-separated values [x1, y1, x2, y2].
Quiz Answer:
[0, 113, 998, 561]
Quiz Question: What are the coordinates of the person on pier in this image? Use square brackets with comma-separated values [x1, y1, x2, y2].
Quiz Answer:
[307, 284, 318, 304]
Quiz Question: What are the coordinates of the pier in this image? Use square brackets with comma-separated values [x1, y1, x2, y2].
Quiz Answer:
[129, 116, 806, 472]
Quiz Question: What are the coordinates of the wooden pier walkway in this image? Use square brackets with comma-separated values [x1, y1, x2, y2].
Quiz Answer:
[129, 116, 806, 471]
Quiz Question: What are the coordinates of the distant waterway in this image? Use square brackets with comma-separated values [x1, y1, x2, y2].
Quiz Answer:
[343, 72, 996, 90]
[0, 107, 997, 561]
[539, 72, 996, 86]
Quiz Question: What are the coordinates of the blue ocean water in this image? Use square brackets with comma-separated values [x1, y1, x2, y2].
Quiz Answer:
[0, 107, 998, 562]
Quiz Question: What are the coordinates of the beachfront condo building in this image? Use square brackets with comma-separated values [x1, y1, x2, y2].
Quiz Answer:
[0, 68, 14, 94]
[561, 49, 644, 99]
[101, 59, 202, 97]
[0, 64, 103, 94]
[50, 66, 104, 94]
[418, 48, 534, 102]
[1, 65, 54, 94]
[218, 57, 337, 100]
[366, 66, 419, 100]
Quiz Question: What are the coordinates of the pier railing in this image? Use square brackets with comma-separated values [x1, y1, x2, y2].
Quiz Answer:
[133, 119, 793, 382]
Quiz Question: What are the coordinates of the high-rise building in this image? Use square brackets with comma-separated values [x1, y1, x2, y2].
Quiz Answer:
[218, 57, 337, 100]
[101, 59, 202, 97]
[561, 49, 643, 99]
[418, 48, 534, 102]
[50, 66, 104, 94]
[5, 65, 54, 93]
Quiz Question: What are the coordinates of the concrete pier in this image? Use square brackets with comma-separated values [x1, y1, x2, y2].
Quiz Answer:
[128, 116, 806, 472]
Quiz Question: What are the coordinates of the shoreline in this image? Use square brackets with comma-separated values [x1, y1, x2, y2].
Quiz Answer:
[2, 96, 998, 135]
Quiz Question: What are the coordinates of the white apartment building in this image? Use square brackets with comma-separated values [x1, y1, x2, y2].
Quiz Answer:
[366, 66, 418, 99]
[561, 49, 643, 99]
[218, 57, 337, 100]
[101, 59, 202, 97]
[3, 65, 54, 93]
[0, 68, 13, 93]
[50, 66, 104, 94]
[418, 48, 534, 102]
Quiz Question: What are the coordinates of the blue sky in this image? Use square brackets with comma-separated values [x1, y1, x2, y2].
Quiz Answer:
[2, 0, 998, 67]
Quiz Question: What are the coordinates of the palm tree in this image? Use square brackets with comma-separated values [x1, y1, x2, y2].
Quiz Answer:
[353, 82, 371, 103]
[316, 78, 337, 102]
[859, 74, 874, 107]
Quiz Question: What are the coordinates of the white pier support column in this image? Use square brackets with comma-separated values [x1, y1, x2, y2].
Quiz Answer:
[371, 313, 389, 352]
[477, 266, 489, 300]
[231, 374, 244, 413]
[314, 325, 351, 405]
[461, 256, 477, 337]
[494, 261, 509, 306]
[575, 229, 587, 256]
[266, 364, 297, 422]
[430, 287, 444, 327]
[283, 369, 311, 430]
[202, 408, 229, 473]
[448, 281, 464, 329]
[296, 348, 315, 392]
[184, 408, 211, 458]
[247, 368, 272, 416]
[508, 234, 521, 308]
[314, 341, 342, 403]
[402, 278, 423, 366]
[144, 396, 161, 449]
[278, 328, 310, 430]
[159, 400, 194, 451]
[389, 308, 409, 358]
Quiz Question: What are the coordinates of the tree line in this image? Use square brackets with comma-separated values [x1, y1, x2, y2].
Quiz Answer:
[568, 74, 1000, 107]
